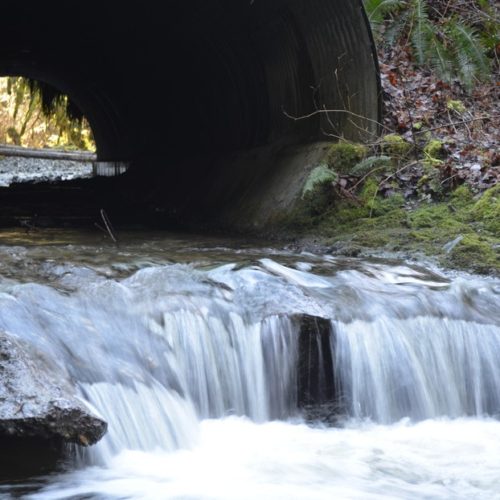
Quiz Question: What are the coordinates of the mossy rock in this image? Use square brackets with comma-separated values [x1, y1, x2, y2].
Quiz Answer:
[447, 234, 499, 273]
[470, 185, 500, 235]
[380, 134, 412, 158]
[326, 142, 368, 174]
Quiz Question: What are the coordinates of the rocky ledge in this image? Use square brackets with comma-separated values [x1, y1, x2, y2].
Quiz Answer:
[0, 331, 107, 447]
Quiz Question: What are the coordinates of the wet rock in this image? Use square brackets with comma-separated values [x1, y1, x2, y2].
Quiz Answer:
[302, 402, 347, 427]
[0, 331, 107, 447]
[293, 314, 336, 407]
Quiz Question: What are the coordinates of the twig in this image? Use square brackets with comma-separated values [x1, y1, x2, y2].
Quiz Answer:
[402, 86, 418, 146]
[282, 107, 390, 132]
[414, 114, 498, 134]
[348, 165, 393, 193]
[100, 209, 118, 244]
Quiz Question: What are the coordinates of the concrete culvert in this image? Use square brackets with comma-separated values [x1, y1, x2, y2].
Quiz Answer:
[0, 0, 380, 230]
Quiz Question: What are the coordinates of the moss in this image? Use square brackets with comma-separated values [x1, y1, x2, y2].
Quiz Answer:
[380, 134, 412, 158]
[409, 204, 465, 232]
[423, 139, 446, 166]
[450, 185, 473, 207]
[357, 178, 403, 216]
[360, 178, 378, 203]
[417, 166, 444, 198]
[446, 99, 466, 114]
[447, 234, 499, 273]
[470, 185, 500, 235]
[283, 168, 500, 275]
[333, 205, 369, 224]
[326, 142, 368, 174]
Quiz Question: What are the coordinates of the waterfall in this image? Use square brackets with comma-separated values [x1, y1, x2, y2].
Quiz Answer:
[333, 316, 500, 423]
[2, 243, 500, 498]
[0, 264, 301, 464]
[1, 253, 500, 463]
[78, 313, 299, 463]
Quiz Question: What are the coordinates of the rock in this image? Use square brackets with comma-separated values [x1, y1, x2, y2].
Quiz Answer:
[293, 314, 336, 407]
[0, 331, 107, 447]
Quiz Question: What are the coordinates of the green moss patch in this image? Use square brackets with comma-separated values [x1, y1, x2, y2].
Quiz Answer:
[288, 179, 500, 275]
[326, 142, 368, 174]
[470, 185, 500, 235]
[423, 139, 446, 167]
[446, 235, 500, 274]
[380, 134, 412, 158]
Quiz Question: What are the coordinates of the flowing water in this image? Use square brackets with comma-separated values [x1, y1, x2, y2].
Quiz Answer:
[1, 230, 500, 499]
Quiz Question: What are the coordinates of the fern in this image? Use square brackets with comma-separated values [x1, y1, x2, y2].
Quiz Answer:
[363, 0, 496, 91]
[364, 0, 406, 24]
[384, 8, 411, 46]
[302, 165, 337, 198]
[351, 156, 392, 176]
[410, 0, 433, 66]
[447, 20, 490, 91]
[428, 35, 454, 83]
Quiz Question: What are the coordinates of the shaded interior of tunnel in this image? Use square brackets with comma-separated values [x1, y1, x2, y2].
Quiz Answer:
[0, 0, 380, 230]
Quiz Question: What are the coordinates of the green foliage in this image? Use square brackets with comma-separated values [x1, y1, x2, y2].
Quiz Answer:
[447, 20, 491, 90]
[302, 164, 337, 198]
[289, 165, 500, 273]
[299, 164, 338, 216]
[351, 155, 392, 175]
[450, 185, 473, 207]
[364, 0, 497, 91]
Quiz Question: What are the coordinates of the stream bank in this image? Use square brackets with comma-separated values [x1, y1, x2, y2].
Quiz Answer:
[281, 177, 500, 276]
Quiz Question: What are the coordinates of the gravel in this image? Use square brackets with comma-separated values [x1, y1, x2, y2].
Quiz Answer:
[0, 156, 93, 187]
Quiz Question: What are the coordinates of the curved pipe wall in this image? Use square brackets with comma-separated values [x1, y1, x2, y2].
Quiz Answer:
[0, 0, 380, 228]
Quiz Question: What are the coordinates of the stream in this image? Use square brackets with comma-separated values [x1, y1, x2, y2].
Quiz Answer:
[1, 230, 500, 499]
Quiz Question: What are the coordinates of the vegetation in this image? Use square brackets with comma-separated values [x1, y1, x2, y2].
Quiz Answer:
[288, 172, 500, 273]
[0, 77, 95, 151]
[283, 1, 500, 274]
[364, 0, 499, 91]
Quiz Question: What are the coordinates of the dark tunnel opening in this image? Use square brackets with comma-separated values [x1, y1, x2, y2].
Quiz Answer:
[0, 0, 380, 230]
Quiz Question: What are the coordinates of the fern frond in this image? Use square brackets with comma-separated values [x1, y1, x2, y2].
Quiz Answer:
[351, 156, 392, 176]
[364, 0, 406, 24]
[446, 19, 490, 90]
[385, 8, 411, 45]
[427, 34, 454, 82]
[410, 0, 433, 65]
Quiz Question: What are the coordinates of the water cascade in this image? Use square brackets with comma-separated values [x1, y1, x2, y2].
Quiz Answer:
[1, 238, 499, 498]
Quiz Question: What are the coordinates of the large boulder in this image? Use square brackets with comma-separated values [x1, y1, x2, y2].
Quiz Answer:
[0, 331, 107, 447]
